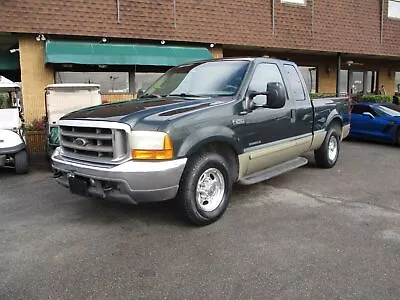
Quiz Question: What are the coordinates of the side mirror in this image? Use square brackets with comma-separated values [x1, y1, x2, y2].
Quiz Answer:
[137, 89, 144, 98]
[266, 82, 286, 109]
[362, 112, 375, 119]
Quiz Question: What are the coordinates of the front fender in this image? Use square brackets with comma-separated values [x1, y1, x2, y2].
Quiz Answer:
[0, 130, 25, 154]
[176, 126, 243, 157]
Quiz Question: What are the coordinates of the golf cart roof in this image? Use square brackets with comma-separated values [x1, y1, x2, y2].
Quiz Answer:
[46, 83, 100, 91]
[0, 76, 20, 92]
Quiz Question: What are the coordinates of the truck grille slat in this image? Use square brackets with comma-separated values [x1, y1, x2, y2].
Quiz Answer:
[60, 130, 112, 140]
[59, 124, 129, 164]
[61, 141, 113, 153]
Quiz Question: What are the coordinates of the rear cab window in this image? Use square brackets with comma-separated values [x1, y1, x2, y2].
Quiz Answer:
[283, 64, 306, 101]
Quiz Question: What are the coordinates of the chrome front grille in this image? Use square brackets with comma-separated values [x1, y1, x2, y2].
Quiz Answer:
[59, 122, 129, 164]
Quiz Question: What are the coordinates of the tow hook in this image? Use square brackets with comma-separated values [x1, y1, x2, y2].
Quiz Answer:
[53, 170, 62, 178]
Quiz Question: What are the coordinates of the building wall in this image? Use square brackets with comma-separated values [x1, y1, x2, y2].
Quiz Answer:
[2, 1, 400, 58]
[101, 93, 136, 103]
[19, 35, 54, 123]
[318, 69, 337, 94]
[378, 68, 395, 96]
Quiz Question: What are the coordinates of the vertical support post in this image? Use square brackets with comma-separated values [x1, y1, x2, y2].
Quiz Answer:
[348, 71, 354, 95]
[128, 71, 135, 94]
[336, 52, 341, 97]
[363, 71, 368, 94]
[371, 71, 376, 93]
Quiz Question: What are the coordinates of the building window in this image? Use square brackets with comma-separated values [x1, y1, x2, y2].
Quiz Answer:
[388, 0, 400, 19]
[298, 66, 316, 93]
[56, 72, 129, 93]
[395, 72, 400, 92]
[134, 73, 163, 93]
[281, 0, 306, 5]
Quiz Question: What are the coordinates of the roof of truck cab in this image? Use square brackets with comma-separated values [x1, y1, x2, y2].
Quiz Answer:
[189, 57, 295, 65]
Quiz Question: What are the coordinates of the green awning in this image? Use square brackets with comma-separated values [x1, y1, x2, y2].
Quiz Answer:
[0, 52, 19, 70]
[45, 41, 212, 66]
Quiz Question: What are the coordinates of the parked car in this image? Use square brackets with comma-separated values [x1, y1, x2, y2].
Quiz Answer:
[52, 58, 350, 225]
[348, 102, 400, 144]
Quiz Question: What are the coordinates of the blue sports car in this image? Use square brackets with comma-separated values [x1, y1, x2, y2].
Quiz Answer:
[349, 102, 400, 144]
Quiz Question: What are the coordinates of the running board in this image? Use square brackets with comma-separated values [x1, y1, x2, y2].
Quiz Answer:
[238, 157, 308, 185]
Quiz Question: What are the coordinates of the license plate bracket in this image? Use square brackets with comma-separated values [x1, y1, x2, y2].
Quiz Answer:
[68, 176, 89, 196]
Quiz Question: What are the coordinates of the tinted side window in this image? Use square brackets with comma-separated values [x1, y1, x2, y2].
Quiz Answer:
[248, 63, 285, 92]
[248, 63, 286, 105]
[352, 105, 376, 115]
[283, 64, 305, 101]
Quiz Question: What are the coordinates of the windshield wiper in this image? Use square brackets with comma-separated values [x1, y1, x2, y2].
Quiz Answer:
[168, 93, 207, 98]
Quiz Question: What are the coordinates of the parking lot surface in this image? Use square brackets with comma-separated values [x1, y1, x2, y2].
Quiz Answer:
[1, 141, 400, 299]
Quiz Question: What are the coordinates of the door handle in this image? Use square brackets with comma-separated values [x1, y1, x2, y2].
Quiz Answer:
[290, 109, 296, 123]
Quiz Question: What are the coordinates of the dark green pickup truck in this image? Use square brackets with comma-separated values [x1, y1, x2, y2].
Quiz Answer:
[52, 57, 350, 225]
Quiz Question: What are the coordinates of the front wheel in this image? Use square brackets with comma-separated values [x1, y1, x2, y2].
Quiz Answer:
[177, 152, 233, 226]
[314, 126, 341, 169]
[14, 150, 29, 174]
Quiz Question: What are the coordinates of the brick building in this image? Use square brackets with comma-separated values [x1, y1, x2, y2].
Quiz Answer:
[1, 0, 400, 122]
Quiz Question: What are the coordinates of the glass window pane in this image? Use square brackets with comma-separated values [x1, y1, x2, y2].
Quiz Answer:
[281, 0, 305, 4]
[299, 66, 316, 93]
[339, 70, 348, 95]
[395, 72, 400, 92]
[56, 72, 129, 93]
[284, 64, 306, 100]
[389, 0, 400, 18]
[134, 73, 163, 93]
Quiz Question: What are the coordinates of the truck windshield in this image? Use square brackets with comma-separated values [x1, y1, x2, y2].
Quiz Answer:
[143, 60, 250, 98]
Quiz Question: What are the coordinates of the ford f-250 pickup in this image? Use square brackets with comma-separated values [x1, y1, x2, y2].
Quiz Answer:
[52, 57, 350, 225]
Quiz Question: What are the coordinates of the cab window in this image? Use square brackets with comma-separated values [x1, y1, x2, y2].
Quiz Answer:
[248, 63, 286, 106]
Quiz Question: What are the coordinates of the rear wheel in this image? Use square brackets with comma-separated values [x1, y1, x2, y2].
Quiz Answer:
[177, 152, 233, 226]
[14, 150, 29, 174]
[314, 126, 341, 169]
[396, 130, 400, 146]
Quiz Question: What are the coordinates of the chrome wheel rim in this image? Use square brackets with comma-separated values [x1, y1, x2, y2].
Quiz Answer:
[196, 168, 225, 212]
[328, 136, 338, 162]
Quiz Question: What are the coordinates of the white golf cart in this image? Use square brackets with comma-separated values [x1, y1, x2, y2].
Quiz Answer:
[0, 76, 29, 174]
[44, 84, 102, 158]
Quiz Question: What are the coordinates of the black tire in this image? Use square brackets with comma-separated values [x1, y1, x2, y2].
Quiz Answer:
[314, 126, 341, 169]
[395, 130, 400, 146]
[14, 150, 29, 174]
[177, 152, 233, 226]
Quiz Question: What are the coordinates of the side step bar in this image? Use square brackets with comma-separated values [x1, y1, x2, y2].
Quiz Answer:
[238, 157, 308, 185]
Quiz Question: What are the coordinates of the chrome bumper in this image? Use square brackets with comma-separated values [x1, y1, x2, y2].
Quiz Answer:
[51, 148, 187, 204]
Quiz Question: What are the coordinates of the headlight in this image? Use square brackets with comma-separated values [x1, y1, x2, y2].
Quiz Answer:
[130, 131, 173, 160]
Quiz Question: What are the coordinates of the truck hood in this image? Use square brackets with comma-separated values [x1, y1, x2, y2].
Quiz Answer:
[61, 97, 228, 128]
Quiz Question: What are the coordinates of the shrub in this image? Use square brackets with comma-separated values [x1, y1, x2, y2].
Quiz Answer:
[310, 93, 337, 99]
[25, 117, 46, 131]
[356, 94, 391, 103]
[0, 93, 11, 108]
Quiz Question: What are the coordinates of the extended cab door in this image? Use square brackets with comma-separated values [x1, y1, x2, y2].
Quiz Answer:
[282, 64, 314, 153]
[239, 62, 297, 174]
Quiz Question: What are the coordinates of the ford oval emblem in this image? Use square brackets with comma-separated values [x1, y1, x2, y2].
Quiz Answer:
[73, 138, 89, 147]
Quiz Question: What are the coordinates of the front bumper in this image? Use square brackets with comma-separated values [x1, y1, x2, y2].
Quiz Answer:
[51, 148, 187, 204]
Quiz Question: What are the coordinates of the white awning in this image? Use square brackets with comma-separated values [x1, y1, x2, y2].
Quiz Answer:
[0, 76, 19, 92]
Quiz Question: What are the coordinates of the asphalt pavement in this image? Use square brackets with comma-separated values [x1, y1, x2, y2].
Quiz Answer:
[1, 141, 400, 299]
